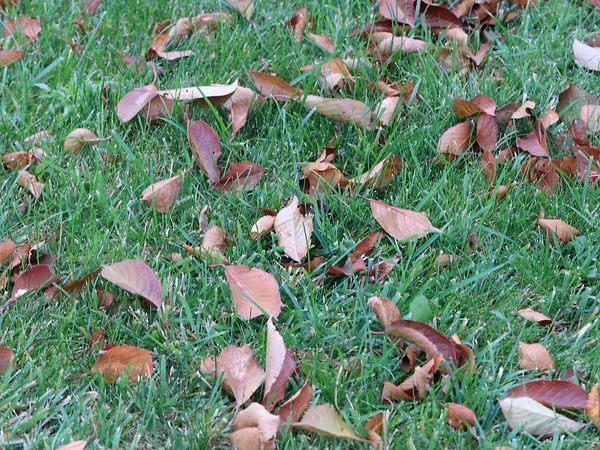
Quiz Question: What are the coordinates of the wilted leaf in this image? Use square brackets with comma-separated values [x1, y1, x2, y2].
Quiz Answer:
[263, 319, 295, 409]
[516, 121, 550, 157]
[223, 86, 263, 138]
[438, 122, 473, 157]
[230, 403, 280, 450]
[383, 355, 443, 401]
[0, 49, 24, 67]
[224, 0, 254, 21]
[506, 380, 590, 410]
[0, 239, 16, 264]
[539, 109, 560, 129]
[0, 347, 14, 374]
[200, 344, 265, 407]
[251, 215, 276, 239]
[116, 84, 161, 123]
[64, 128, 106, 153]
[364, 413, 386, 449]
[303, 95, 375, 130]
[537, 218, 580, 244]
[292, 404, 368, 443]
[368, 198, 441, 241]
[476, 113, 499, 152]
[302, 161, 347, 196]
[350, 156, 402, 187]
[88, 329, 106, 350]
[101, 259, 162, 308]
[518, 342, 554, 371]
[17, 170, 43, 199]
[376, 97, 402, 126]
[367, 296, 402, 331]
[274, 197, 314, 262]
[141, 175, 181, 212]
[3, 17, 42, 43]
[91, 345, 153, 384]
[287, 6, 308, 40]
[223, 265, 282, 319]
[215, 162, 264, 193]
[400, 344, 419, 372]
[573, 39, 600, 71]
[11, 264, 55, 300]
[282, 256, 324, 273]
[186, 115, 221, 185]
[196, 226, 228, 263]
[248, 71, 301, 100]
[97, 289, 114, 310]
[446, 403, 476, 430]
[2, 151, 36, 170]
[373, 33, 429, 56]
[515, 308, 552, 326]
[386, 320, 457, 363]
[452, 94, 496, 118]
[330, 231, 384, 276]
[498, 397, 585, 437]
[158, 81, 238, 106]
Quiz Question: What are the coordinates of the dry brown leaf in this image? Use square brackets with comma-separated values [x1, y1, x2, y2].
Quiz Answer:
[539, 109, 559, 129]
[230, 403, 280, 450]
[557, 85, 598, 123]
[537, 218, 580, 244]
[573, 39, 600, 71]
[158, 81, 238, 105]
[200, 344, 265, 407]
[0, 49, 24, 67]
[438, 122, 473, 157]
[215, 162, 264, 193]
[367, 296, 402, 331]
[287, 6, 308, 40]
[274, 197, 314, 262]
[223, 86, 263, 139]
[580, 104, 600, 133]
[307, 32, 334, 53]
[292, 404, 369, 443]
[302, 161, 347, 195]
[383, 355, 443, 402]
[446, 403, 476, 430]
[17, 170, 43, 199]
[480, 151, 496, 184]
[56, 440, 87, 450]
[64, 128, 107, 153]
[400, 344, 419, 372]
[350, 156, 402, 188]
[506, 380, 590, 410]
[2, 151, 36, 170]
[251, 215, 275, 239]
[368, 198, 441, 241]
[263, 319, 295, 409]
[518, 342, 555, 371]
[3, 17, 42, 43]
[224, 0, 254, 21]
[386, 321, 457, 363]
[0, 346, 14, 374]
[141, 175, 181, 212]
[223, 265, 282, 319]
[11, 264, 55, 300]
[247, 71, 301, 100]
[91, 345, 153, 384]
[62, 268, 101, 297]
[452, 94, 496, 118]
[0, 239, 16, 265]
[476, 113, 499, 152]
[373, 33, 429, 56]
[303, 95, 375, 129]
[586, 384, 600, 426]
[186, 114, 221, 185]
[97, 289, 114, 310]
[516, 121, 549, 157]
[498, 397, 585, 437]
[376, 97, 402, 126]
[515, 308, 552, 326]
[101, 259, 162, 308]
[278, 380, 313, 425]
[379, 0, 415, 26]
[199, 226, 228, 263]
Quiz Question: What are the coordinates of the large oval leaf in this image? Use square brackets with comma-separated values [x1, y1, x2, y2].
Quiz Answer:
[506, 380, 589, 410]
[223, 265, 282, 319]
[274, 196, 314, 262]
[101, 259, 162, 308]
[386, 320, 457, 363]
[91, 345, 153, 384]
[368, 198, 441, 240]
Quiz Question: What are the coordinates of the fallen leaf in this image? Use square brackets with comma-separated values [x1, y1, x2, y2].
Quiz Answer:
[56, 441, 87, 450]
[385, 320, 457, 363]
[438, 122, 473, 157]
[418, 2, 462, 28]
[368, 198, 441, 241]
[476, 113, 499, 152]
[506, 380, 589, 410]
[186, 114, 221, 185]
[23, 130, 54, 148]
[373, 33, 429, 56]
[158, 81, 238, 106]
[369, 256, 399, 282]
[116, 84, 161, 123]
[198, 226, 228, 263]
[516, 121, 550, 157]
[11, 264, 55, 300]
[278, 380, 313, 425]
[17, 170, 43, 199]
[0, 347, 14, 374]
[383, 355, 443, 402]
[223, 86, 263, 138]
[3, 17, 42, 43]
[282, 256, 324, 273]
[302, 95, 375, 130]
[97, 289, 113, 310]
[480, 151, 496, 184]
[251, 215, 276, 239]
[518, 342, 554, 371]
[580, 104, 600, 133]
[573, 39, 600, 71]
[224, 0, 254, 21]
[0, 49, 24, 67]
[515, 308, 552, 326]
[62, 268, 101, 296]
[367, 296, 402, 330]
[200, 344, 265, 407]
[0, 239, 16, 264]
[537, 218, 580, 244]
[274, 197, 314, 262]
[498, 397, 585, 437]
[307, 32, 334, 53]
[91, 345, 153, 384]
[364, 413, 386, 449]
[292, 404, 368, 443]
[101, 259, 162, 308]
[88, 329, 106, 350]
[330, 231, 384, 276]
[446, 403, 476, 429]
[248, 71, 301, 100]
[379, 0, 415, 26]
[215, 162, 264, 193]
[263, 319, 295, 409]
[400, 344, 419, 372]
[230, 403, 280, 450]
[586, 384, 600, 425]
[223, 265, 282, 319]
[376, 97, 402, 126]
[539, 109, 560, 129]
[350, 156, 402, 187]
[287, 6, 308, 40]
[557, 84, 598, 122]
[141, 175, 181, 212]
[2, 151, 36, 170]
[302, 161, 347, 196]
[452, 94, 496, 118]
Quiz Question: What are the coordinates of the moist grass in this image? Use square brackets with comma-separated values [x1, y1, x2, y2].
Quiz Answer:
[1, 0, 599, 448]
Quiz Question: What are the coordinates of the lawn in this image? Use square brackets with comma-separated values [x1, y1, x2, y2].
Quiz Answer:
[1, 0, 599, 448]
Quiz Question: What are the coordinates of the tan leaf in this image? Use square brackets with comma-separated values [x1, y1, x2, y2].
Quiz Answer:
[224, 0, 254, 21]
[364, 413, 386, 450]
[446, 403, 476, 429]
[303, 95, 375, 130]
[17, 170, 43, 198]
[512, 101, 536, 120]
[586, 384, 600, 426]
[302, 161, 347, 196]
[307, 32, 334, 53]
[438, 122, 473, 157]
[214, 162, 264, 193]
[228, 428, 262, 450]
[141, 175, 181, 212]
[91, 345, 153, 384]
[101, 259, 162, 308]
[400, 344, 419, 372]
[539, 109, 560, 129]
[3, 17, 42, 42]
[251, 216, 276, 239]
[573, 39, 600, 71]
[0, 346, 14, 374]
[56, 441, 87, 450]
[382, 355, 443, 402]
[350, 156, 402, 188]
[158, 81, 238, 106]
[374, 33, 429, 55]
[368, 198, 441, 241]
[376, 97, 402, 126]
[515, 308, 552, 326]
[231, 403, 280, 450]
[223, 265, 282, 319]
[367, 296, 402, 331]
[199, 226, 228, 263]
[274, 197, 314, 262]
[186, 114, 221, 185]
[292, 404, 367, 443]
[278, 380, 313, 425]
[247, 71, 301, 100]
[518, 342, 555, 371]
[0, 239, 16, 264]
[200, 344, 265, 407]
[2, 151, 36, 170]
[23, 131, 53, 149]
[537, 218, 580, 244]
[498, 397, 585, 437]
[0, 49, 24, 67]
[580, 104, 600, 133]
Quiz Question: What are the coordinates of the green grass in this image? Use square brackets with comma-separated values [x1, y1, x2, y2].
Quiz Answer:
[1, 0, 599, 448]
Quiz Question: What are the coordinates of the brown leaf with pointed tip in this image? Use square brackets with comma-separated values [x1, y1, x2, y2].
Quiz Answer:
[223, 265, 282, 319]
[158, 81, 238, 106]
[419, 2, 462, 28]
[518, 342, 554, 371]
[557, 84, 598, 123]
[573, 39, 600, 71]
[506, 380, 590, 410]
[303, 95, 375, 130]
[376, 97, 402, 126]
[446, 403, 476, 429]
[0, 49, 24, 67]
[374, 33, 429, 56]
[287, 6, 308, 40]
[537, 218, 580, 244]
[383, 355, 443, 402]
[292, 404, 367, 443]
[516, 121, 549, 157]
[263, 319, 295, 409]
[452, 94, 496, 118]
[278, 380, 313, 425]
[18, 170, 43, 199]
[515, 308, 552, 326]
[580, 104, 600, 133]
[0, 239, 16, 264]
[302, 161, 347, 196]
[387, 320, 457, 363]
[223, 86, 263, 139]
[116, 84, 160, 123]
[0, 347, 14, 374]
[248, 71, 301, 100]
[476, 113, 498, 152]
[97, 289, 113, 310]
[480, 151, 496, 184]
[499, 397, 585, 437]
[2, 151, 36, 170]
[84, 0, 101, 15]
[201, 344, 265, 407]
[187, 117, 221, 185]
[91, 345, 153, 384]
[63, 268, 100, 296]
[230, 403, 280, 450]
[350, 156, 402, 187]
[307, 32, 334, 53]
[364, 413, 385, 449]
[400, 344, 419, 372]
[101, 259, 162, 308]
[368, 198, 441, 241]
[215, 162, 264, 193]
[274, 197, 313, 262]
[141, 175, 181, 212]
[11, 264, 55, 300]
[88, 329, 106, 350]
[282, 256, 324, 273]
[438, 122, 473, 157]
[3, 17, 42, 43]
[251, 215, 276, 239]
[368, 296, 402, 332]
[539, 109, 559, 129]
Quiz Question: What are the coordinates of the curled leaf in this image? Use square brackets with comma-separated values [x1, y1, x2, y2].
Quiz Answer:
[537, 218, 580, 244]
[368, 296, 402, 331]
[383, 355, 443, 402]
[506, 380, 589, 410]
[230, 403, 280, 450]
[274, 197, 314, 262]
[263, 319, 295, 409]
[278, 380, 313, 425]
[386, 320, 457, 363]
[17, 170, 43, 199]
[251, 215, 275, 239]
[515, 308, 552, 326]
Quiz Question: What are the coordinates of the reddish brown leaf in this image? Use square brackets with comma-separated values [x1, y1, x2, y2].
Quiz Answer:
[516, 121, 549, 157]
[88, 329, 106, 350]
[3, 17, 42, 43]
[186, 115, 221, 185]
[2, 152, 36, 170]
[11, 264, 55, 300]
[223, 86, 263, 139]
[281, 256, 324, 273]
[400, 344, 419, 372]
[539, 109, 559, 129]
[17, 170, 43, 199]
[278, 381, 313, 425]
[506, 380, 589, 411]
[418, 2, 462, 28]
[367, 296, 402, 331]
[452, 94, 496, 119]
[480, 151, 496, 184]
[438, 122, 473, 157]
[386, 320, 457, 363]
[83, 0, 101, 15]
[91, 345, 153, 384]
[141, 175, 181, 212]
[446, 403, 476, 429]
[116, 84, 160, 123]
[287, 6, 308, 40]
[215, 162, 264, 193]
[373, 33, 429, 56]
[248, 71, 301, 100]
[368, 198, 441, 241]
[379, 0, 415, 26]
[223, 265, 282, 319]
[328, 231, 384, 276]
[537, 218, 580, 244]
[302, 161, 347, 196]
[580, 104, 600, 133]
[476, 113, 499, 152]
[0, 49, 24, 67]
[0, 347, 14, 374]
[382, 355, 443, 402]
[0, 239, 16, 264]
[556, 84, 598, 122]
[224, 0, 254, 21]
[369, 256, 399, 282]
[263, 319, 296, 410]
[97, 290, 114, 310]
[101, 260, 162, 308]
[307, 32, 334, 53]
[63, 268, 101, 296]
[230, 403, 280, 449]
[586, 384, 600, 425]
